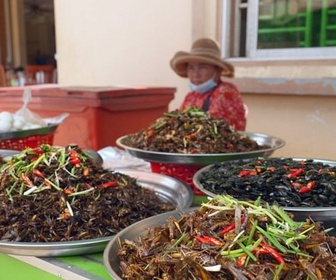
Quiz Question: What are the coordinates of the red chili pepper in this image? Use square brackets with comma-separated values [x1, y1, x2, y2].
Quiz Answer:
[298, 181, 316, 194]
[33, 169, 45, 179]
[195, 235, 223, 246]
[255, 167, 263, 173]
[237, 254, 247, 267]
[287, 168, 304, 179]
[238, 170, 257, 177]
[63, 188, 74, 194]
[69, 150, 81, 166]
[298, 187, 311, 194]
[20, 173, 34, 187]
[219, 216, 245, 234]
[185, 132, 199, 139]
[307, 181, 316, 188]
[219, 223, 236, 234]
[260, 242, 284, 264]
[267, 166, 277, 172]
[195, 236, 206, 243]
[98, 181, 117, 188]
[146, 129, 155, 137]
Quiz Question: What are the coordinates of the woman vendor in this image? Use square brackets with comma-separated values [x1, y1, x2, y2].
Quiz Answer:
[170, 38, 247, 131]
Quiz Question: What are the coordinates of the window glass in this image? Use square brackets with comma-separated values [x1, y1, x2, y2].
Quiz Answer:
[222, 0, 336, 59]
[258, 0, 336, 49]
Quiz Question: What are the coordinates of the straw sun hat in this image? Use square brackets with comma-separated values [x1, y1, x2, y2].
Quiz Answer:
[170, 38, 234, 78]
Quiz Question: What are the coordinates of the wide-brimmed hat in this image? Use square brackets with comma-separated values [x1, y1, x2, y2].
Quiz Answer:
[170, 38, 234, 78]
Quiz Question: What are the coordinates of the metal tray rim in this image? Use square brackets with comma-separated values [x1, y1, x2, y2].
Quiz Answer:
[0, 124, 58, 141]
[0, 236, 112, 250]
[116, 132, 286, 165]
[0, 170, 193, 257]
[193, 157, 336, 213]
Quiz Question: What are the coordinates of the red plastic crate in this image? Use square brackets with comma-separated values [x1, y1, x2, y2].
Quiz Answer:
[150, 162, 205, 195]
[0, 86, 176, 150]
[0, 125, 58, 151]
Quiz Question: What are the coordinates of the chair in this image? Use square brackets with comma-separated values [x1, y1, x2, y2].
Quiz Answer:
[0, 65, 6, 86]
[25, 65, 55, 84]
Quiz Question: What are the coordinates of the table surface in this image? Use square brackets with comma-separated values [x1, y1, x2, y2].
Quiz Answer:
[1, 252, 112, 280]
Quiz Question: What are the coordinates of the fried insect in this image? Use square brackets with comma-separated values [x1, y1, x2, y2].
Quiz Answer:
[199, 157, 336, 207]
[117, 196, 336, 279]
[0, 144, 175, 242]
[123, 108, 269, 154]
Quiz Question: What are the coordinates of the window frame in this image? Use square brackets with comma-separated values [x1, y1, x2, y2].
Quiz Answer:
[221, 1, 336, 60]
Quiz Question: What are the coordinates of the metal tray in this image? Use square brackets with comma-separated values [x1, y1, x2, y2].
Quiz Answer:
[103, 200, 336, 280]
[193, 158, 336, 231]
[0, 170, 193, 257]
[116, 132, 285, 165]
[193, 158, 336, 198]
[0, 236, 112, 257]
[0, 149, 20, 158]
[104, 209, 194, 280]
[0, 124, 58, 140]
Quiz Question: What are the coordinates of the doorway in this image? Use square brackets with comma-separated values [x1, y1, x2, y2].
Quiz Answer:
[24, 0, 55, 66]
[0, 0, 55, 70]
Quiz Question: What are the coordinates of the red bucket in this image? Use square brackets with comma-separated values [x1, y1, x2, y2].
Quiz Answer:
[150, 162, 205, 195]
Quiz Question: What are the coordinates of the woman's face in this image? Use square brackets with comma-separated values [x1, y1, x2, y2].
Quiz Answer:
[187, 62, 218, 85]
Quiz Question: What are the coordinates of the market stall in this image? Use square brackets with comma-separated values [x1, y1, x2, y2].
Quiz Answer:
[1, 96, 336, 279]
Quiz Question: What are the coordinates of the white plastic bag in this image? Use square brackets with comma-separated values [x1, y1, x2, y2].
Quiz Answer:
[15, 88, 46, 128]
[43, 112, 70, 126]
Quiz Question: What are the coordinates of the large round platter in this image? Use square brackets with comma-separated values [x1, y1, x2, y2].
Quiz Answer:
[0, 170, 193, 257]
[193, 158, 336, 232]
[104, 209, 195, 280]
[116, 132, 285, 165]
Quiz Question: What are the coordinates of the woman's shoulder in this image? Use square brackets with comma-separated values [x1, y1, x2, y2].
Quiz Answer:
[214, 80, 240, 94]
[218, 80, 238, 89]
